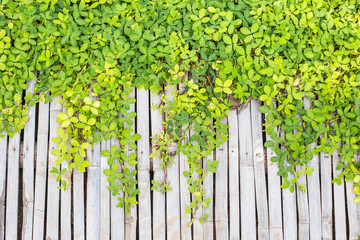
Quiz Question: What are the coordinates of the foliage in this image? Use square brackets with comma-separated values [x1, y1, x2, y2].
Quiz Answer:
[1, 0, 360, 223]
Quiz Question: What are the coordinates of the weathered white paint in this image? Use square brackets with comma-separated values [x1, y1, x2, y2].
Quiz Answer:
[228, 110, 240, 240]
[46, 97, 62, 240]
[250, 100, 269, 240]
[32, 101, 49, 240]
[22, 79, 36, 240]
[136, 88, 152, 240]
[239, 105, 256, 240]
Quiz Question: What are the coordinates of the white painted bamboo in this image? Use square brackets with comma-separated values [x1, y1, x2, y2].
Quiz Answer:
[136, 88, 152, 240]
[333, 152, 347, 240]
[250, 100, 269, 240]
[320, 150, 332, 240]
[191, 129, 203, 240]
[228, 109, 240, 240]
[46, 96, 62, 240]
[346, 180, 359, 240]
[5, 133, 20, 240]
[0, 134, 6, 240]
[281, 130, 297, 240]
[295, 165, 309, 240]
[357, 202, 360, 232]
[215, 117, 229, 240]
[60, 105, 71, 240]
[165, 86, 181, 240]
[100, 140, 110, 240]
[32, 101, 49, 240]
[125, 87, 137, 240]
[178, 82, 192, 240]
[265, 103, 283, 240]
[73, 168, 85, 240]
[22, 79, 36, 240]
[60, 162, 71, 240]
[239, 105, 256, 240]
[295, 104, 309, 240]
[86, 142, 101, 240]
[203, 153, 214, 240]
[110, 137, 124, 240]
[179, 141, 192, 240]
[150, 91, 166, 240]
[303, 98, 321, 240]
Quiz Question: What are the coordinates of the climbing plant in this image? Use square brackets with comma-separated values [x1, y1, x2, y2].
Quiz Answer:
[1, 0, 360, 223]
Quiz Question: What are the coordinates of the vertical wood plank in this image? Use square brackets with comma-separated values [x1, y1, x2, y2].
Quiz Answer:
[203, 153, 214, 240]
[73, 169, 85, 240]
[86, 142, 101, 240]
[239, 106, 256, 240]
[165, 86, 181, 240]
[281, 131, 297, 240]
[179, 133, 192, 240]
[282, 180, 297, 240]
[333, 152, 347, 240]
[191, 130, 203, 240]
[151, 91, 166, 240]
[136, 88, 152, 240]
[293, 117, 309, 240]
[0, 135, 6, 240]
[179, 82, 192, 240]
[110, 137, 125, 240]
[100, 140, 110, 240]
[46, 97, 62, 240]
[60, 162, 71, 240]
[5, 133, 20, 240]
[228, 110, 240, 240]
[179, 83, 192, 240]
[303, 98, 321, 240]
[295, 165, 309, 240]
[60, 106, 71, 240]
[22, 79, 36, 240]
[250, 100, 269, 240]
[32, 101, 49, 240]
[215, 117, 229, 240]
[125, 87, 137, 240]
[320, 150, 332, 240]
[357, 201, 360, 232]
[307, 164, 321, 240]
[346, 180, 359, 240]
[265, 103, 283, 240]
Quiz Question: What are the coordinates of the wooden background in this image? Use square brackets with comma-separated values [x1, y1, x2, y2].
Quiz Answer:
[0, 80, 359, 240]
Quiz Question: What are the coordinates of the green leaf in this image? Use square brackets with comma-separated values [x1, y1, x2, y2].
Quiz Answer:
[223, 35, 232, 45]
[240, 27, 251, 35]
[128, 159, 137, 166]
[129, 153, 137, 161]
[354, 175, 360, 183]
[88, 118, 96, 125]
[353, 196, 360, 204]
[61, 119, 71, 128]
[127, 112, 136, 118]
[223, 80, 232, 88]
[101, 150, 110, 157]
[259, 105, 270, 113]
[52, 138, 61, 143]
[223, 61, 233, 74]
[84, 97, 92, 105]
[81, 142, 91, 149]
[79, 114, 87, 123]
[131, 133, 141, 141]
[251, 23, 259, 33]
[304, 51, 314, 59]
